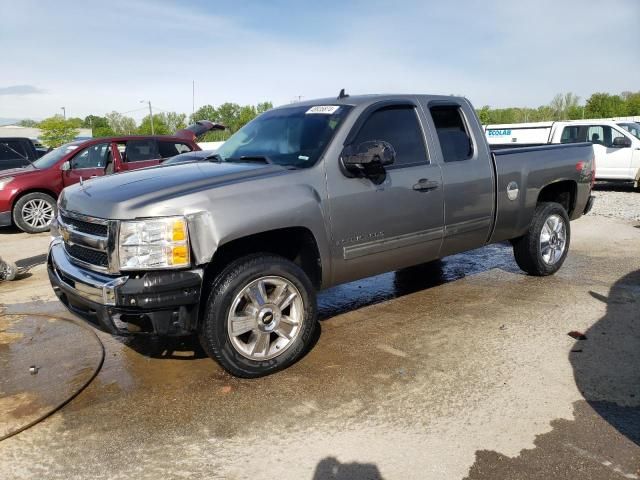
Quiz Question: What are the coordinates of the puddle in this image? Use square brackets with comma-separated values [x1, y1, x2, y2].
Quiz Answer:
[0, 314, 104, 440]
[318, 242, 518, 320]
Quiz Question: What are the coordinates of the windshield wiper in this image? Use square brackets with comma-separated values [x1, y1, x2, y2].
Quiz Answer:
[225, 155, 273, 165]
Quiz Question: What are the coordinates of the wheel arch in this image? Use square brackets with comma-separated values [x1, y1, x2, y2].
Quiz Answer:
[11, 188, 59, 211]
[202, 226, 323, 291]
[536, 179, 577, 216]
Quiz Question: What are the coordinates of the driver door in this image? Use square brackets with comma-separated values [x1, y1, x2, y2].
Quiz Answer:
[325, 102, 444, 285]
[62, 142, 114, 187]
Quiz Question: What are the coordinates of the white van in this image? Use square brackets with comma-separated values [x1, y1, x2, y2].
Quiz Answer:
[486, 120, 640, 186]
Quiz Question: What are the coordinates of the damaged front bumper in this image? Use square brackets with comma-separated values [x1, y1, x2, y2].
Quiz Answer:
[48, 240, 202, 336]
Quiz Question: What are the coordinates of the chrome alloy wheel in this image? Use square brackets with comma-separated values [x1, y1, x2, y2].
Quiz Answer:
[21, 199, 54, 229]
[227, 276, 304, 360]
[539, 214, 566, 265]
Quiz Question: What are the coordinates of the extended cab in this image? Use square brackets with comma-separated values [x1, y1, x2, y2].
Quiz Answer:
[48, 94, 595, 377]
[0, 121, 221, 233]
[486, 119, 640, 187]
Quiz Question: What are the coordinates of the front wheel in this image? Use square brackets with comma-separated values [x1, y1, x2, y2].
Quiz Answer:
[512, 202, 571, 276]
[199, 254, 318, 378]
[13, 192, 57, 233]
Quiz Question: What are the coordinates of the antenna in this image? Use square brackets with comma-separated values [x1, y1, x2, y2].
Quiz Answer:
[338, 88, 349, 100]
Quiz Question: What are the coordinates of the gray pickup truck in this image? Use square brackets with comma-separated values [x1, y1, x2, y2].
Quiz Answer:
[48, 94, 595, 377]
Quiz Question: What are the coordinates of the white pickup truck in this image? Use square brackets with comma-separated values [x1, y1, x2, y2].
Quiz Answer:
[486, 120, 640, 187]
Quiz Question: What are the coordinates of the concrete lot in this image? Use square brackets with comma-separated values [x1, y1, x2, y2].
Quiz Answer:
[0, 213, 638, 479]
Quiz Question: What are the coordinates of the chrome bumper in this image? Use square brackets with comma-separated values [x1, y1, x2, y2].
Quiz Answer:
[48, 239, 126, 305]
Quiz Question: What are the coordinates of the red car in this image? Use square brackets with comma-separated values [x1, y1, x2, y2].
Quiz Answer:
[0, 121, 221, 233]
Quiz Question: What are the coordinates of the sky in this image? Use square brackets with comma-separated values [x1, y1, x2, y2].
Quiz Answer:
[1, 0, 638, 121]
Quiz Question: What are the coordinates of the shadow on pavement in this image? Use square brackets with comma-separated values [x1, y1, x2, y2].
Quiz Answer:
[572, 269, 640, 445]
[120, 335, 207, 360]
[465, 269, 640, 480]
[313, 457, 384, 480]
[592, 182, 637, 193]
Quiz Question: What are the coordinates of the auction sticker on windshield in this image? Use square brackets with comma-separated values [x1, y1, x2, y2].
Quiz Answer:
[306, 105, 340, 114]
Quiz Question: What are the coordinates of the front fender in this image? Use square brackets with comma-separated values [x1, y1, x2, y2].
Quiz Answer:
[187, 183, 331, 283]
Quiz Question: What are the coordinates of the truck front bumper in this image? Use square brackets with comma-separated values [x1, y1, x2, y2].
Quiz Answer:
[48, 240, 202, 336]
[0, 210, 11, 227]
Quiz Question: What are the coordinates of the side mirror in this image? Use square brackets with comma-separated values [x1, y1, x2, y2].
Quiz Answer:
[340, 140, 395, 179]
[61, 160, 71, 171]
[612, 136, 632, 148]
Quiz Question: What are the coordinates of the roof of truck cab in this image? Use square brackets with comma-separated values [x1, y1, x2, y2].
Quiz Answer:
[273, 94, 468, 109]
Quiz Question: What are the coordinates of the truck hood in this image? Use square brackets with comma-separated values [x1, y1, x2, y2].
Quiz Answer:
[59, 161, 289, 219]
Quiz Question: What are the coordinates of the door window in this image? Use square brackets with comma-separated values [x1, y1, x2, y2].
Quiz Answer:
[71, 143, 110, 169]
[124, 140, 157, 162]
[429, 105, 474, 162]
[157, 141, 193, 159]
[587, 126, 605, 145]
[352, 106, 428, 167]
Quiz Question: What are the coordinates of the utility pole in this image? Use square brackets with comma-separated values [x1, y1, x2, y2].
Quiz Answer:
[140, 100, 154, 135]
[192, 80, 195, 117]
[61, 107, 66, 120]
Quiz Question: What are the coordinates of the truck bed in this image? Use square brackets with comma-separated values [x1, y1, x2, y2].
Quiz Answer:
[489, 142, 594, 243]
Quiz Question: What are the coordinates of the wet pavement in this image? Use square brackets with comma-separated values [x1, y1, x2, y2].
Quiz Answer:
[0, 215, 638, 479]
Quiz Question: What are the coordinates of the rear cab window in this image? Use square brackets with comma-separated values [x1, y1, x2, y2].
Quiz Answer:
[429, 105, 474, 162]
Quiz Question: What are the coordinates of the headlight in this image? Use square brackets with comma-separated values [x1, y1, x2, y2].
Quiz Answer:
[0, 176, 14, 190]
[118, 216, 190, 270]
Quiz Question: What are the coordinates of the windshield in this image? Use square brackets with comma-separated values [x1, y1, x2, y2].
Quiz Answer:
[32, 143, 81, 169]
[216, 104, 352, 168]
[618, 122, 640, 140]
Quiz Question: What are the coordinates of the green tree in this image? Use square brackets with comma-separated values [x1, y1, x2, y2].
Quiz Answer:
[476, 106, 491, 125]
[585, 93, 625, 118]
[550, 92, 580, 120]
[38, 115, 79, 147]
[190, 104, 218, 123]
[18, 119, 39, 127]
[83, 115, 114, 137]
[105, 111, 137, 135]
[256, 101, 273, 114]
[138, 114, 170, 135]
[623, 92, 640, 116]
[67, 117, 84, 128]
[161, 112, 187, 133]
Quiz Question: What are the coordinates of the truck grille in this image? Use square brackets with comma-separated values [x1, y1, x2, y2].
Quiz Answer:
[58, 210, 111, 272]
[60, 213, 108, 237]
[65, 244, 109, 268]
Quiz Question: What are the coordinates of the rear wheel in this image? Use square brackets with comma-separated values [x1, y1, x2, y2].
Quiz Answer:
[13, 192, 57, 233]
[199, 254, 318, 378]
[512, 202, 570, 276]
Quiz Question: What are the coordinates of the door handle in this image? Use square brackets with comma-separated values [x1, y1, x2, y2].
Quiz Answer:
[412, 178, 439, 192]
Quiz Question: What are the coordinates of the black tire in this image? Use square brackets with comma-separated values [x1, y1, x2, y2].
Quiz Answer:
[512, 202, 571, 276]
[13, 192, 57, 234]
[199, 253, 318, 378]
